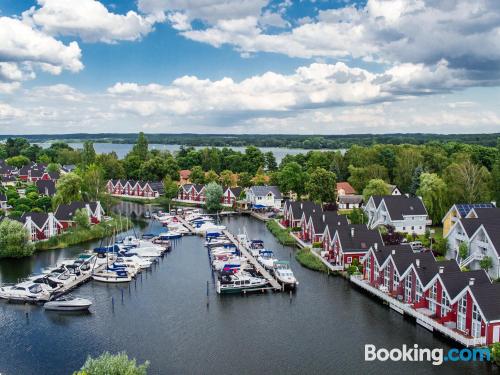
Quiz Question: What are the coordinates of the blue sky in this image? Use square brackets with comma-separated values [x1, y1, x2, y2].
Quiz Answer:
[0, 0, 499, 134]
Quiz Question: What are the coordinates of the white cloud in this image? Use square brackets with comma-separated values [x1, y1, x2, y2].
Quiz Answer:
[0, 16, 83, 80]
[24, 0, 164, 43]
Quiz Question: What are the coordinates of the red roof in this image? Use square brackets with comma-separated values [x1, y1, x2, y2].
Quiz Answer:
[179, 170, 191, 179]
[337, 182, 356, 195]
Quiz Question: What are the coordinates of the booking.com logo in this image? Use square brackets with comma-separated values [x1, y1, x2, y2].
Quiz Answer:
[365, 344, 490, 366]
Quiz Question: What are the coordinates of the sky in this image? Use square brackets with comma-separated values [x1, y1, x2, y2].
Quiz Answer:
[0, 0, 499, 135]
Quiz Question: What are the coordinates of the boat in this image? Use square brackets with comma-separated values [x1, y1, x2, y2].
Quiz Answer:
[156, 231, 182, 240]
[257, 250, 278, 270]
[44, 296, 93, 311]
[247, 240, 265, 256]
[216, 272, 268, 294]
[0, 281, 52, 302]
[92, 268, 132, 283]
[273, 261, 299, 288]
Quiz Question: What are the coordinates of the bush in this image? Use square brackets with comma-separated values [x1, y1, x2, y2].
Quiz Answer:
[490, 343, 500, 366]
[75, 352, 149, 375]
[266, 220, 296, 246]
[312, 241, 323, 248]
[291, 226, 301, 232]
[0, 218, 35, 258]
[295, 248, 328, 272]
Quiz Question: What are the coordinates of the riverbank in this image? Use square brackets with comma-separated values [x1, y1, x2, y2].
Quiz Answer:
[35, 215, 131, 250]
[265, 220, 297, 246]
[295, 248, 329, 273]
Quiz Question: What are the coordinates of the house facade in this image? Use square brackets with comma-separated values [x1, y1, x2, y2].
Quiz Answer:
[18, 212, 63, 241]
[246, 186, 282, 209]
[442, 203, 496, 237]
[55, 201, 104, 228]
[107, 179, 164, 198]
[364, 195, 429, 235]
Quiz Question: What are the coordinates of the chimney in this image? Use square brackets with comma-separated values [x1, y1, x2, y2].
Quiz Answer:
[351, 227, 355, 237]
[391, 249, 396, 255]
[439, 266, 444, 274]
[374, 243, 378, 251]
[338, 221, 341, 226]
[322, 214, 325, 222]
[416, 259, 420, 268]
[300, 203, 303, 210]
[469, 278, 475, 286]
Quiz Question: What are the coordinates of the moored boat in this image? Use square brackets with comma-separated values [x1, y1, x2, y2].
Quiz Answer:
[44, 296, 93, 311]
[216, 272, 268, 294]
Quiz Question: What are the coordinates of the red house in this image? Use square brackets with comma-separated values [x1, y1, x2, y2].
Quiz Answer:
[55, 201, 104, 228]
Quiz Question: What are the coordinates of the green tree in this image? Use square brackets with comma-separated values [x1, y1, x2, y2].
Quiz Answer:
[0, 219, 35, 258]
[131, 132, 149, 160]
[81, 141, 96, 167]
[5, 155, 30, 168]
[81, 164, 106, 201]
[492, 138, 500, 204]
[480, 256, 493, 272]
[75, 351, 149, 375]
[347, 164, 388, 193]
[444, 159, 492, 203]
[237, 172, 253, 188]
[96, 153, 126, 179]
[190, 166, 205, 184]
[243, 146, 265, 175]
[458, 242, 469, 260]
[305, 167, 337, 204]
[54, 173, 82, 205]
[409, 165, 423, 196]
[46, 163, 61, 173]
[363, 179, 390, 201]
[348, 208, 367, 224]
[264, 152, 277, 171]
[74, 208, 91, 229]
[276, 162, 307, 197]
[417, 173, 449, 225]
[123, 154, 142, 180]
[205, 182, 223, 212]
[162, 176, 179, 200]
[205, 170, 219, 184]
[219, 170, 234, 187]
[394, 147, 424, 192]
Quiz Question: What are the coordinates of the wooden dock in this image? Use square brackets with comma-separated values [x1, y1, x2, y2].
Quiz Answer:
[222, 230, 282, 291]
[174, 216, 196, 234]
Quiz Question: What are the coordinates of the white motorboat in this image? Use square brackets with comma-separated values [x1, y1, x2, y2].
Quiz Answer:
[273, 261, 299, 288]
[0, 281, 52, 302]
[216, 272, 268, 294]
[212, 256, 247, 271]
[117, 255, 152, 269]
[257, 250, 278, 270]
[44, 296, 93, 311]
[194, 223, 226, 235]
[92, 268, 132, 283]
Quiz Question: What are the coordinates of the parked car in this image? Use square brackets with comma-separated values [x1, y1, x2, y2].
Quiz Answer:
[410, 241, 424, 252]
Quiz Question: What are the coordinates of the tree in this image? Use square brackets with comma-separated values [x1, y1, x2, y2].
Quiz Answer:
[162, 176, 179, 200]
[409, 165, 423, 196]
[492, 138, 500, 204]
[480, 256, 493, 272]
[237, 172, 253, 188]
[264, 152, 277, 171]
[252, 167, 268, 186]
[123, 154, 142, 180]
[131, 132, 149, 160]
[190, 166, 205, 184]
[76, 352, 149, 375]
[5, 155, 30, 168]
[81, 164, 106, 201]
[205, 170, 219, 184]
[347, 164, 388, 193]
[54, 173, 82, 205]
[363, 179, 390, 201]
[394, 147, 424, 192]
[74, 208, 91, 229]
[219, 170, 234, 187]
[305, 167, 337, 204]
[205, 182, 223, 212]
[81, 141, 96, 167]
[348, 208, 367, 224]
[444, 159, 492, 203]
[276, 162, 307, 197]
[243, 146, 265, 175]
[96, 153, 126, 179]
[46, 163, 61, 173]
[458, 242, 469, 260]
[0, 219, 35, 258]
[417, 173, 449, 225]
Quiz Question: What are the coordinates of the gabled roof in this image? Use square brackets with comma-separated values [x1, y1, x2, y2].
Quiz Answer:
[148, 182, 164, 194]
[469, 283, 500, 322]
[54, 201, 87, 221]
[336, 182, 356, 195]
[20, 212, 50, 229]
[457, 203, 496, 218]
[479, 223, 500, 257]
[249, 185, 282, 199]
[338, 195, 363, 204]
[179, 169, 191, 179]
[226, 186, 242, 197]
[337, 224, 382, 253]
[36, 179, 56, 196]
[372, 244, 413, 267]
[439, 269, 490, 300]
[310, 211, 346, 235]
[378, 195, 427, 220]
[470, 207, 500, 220]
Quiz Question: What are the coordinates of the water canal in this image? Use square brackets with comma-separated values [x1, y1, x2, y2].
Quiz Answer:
[0, 206, 494, 374]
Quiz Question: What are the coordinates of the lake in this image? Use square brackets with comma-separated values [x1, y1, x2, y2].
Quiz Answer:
[34, 142, 344, 163]
[0, 205, 494, 374]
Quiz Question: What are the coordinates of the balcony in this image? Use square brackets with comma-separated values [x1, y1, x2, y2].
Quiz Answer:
[350, 276, 487, 347]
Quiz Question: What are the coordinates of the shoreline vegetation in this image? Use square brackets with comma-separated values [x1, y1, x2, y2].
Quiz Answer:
[295, 248, 329, 273]
[34, 215, 131, 251]
[265, 220, 297, 246]
[4, 132, 500, 148]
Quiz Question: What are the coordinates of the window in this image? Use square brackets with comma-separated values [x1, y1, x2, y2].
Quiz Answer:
[405, 275, 412, 302]
[472, 304, 482, 338]
[415, 282, 422, 302]
[347, 257, 352, 264]
[393, 271, 399, 292]
[429, 283, 437, 313]
[457, 295, 467, 332]
[366, 256, 371, 280]
[441, 290, 450, 317]
[384, 267, 390, 288]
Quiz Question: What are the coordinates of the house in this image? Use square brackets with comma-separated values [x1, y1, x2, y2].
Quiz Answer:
[337, 195, 363, 210]
[0, 162, 15, 177]
[299, 203, 322, 241]
[0, 192, 7, 210]
[107, 179, 163, 198]
[55, 201, 104, 228]
[306, 211, 348, 244]
[388, 184, 402, 195]
[176, 184, 206, 203]
[362, 244, 413, 287]
[246, 186, 282, 210]
[179, 170, 191, 185]
[364, 195, 429, 235]
[16, 212, 63, 241]
[282, 201, 317, 228]
[62, 164, 76, 173]
[445, 208, 500, 278]
[322, 214, 350, 253]
[36, 180, 56, 197]
[18, 163, 56, 182]
[336, 182, 356, 196]
[442, 203, 496, 237]
[328, 224, 383, 268]
[222, 186, 241, 207]
[1, 175, 17, 187]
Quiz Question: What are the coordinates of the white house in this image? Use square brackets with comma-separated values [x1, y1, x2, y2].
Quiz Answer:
[364, 195, 429, 235]
[246, 186, 282, 209]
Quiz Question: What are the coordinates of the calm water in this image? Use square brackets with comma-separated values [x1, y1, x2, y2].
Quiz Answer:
[0, 207, 495, 374]
[35, 142, 343, 163]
